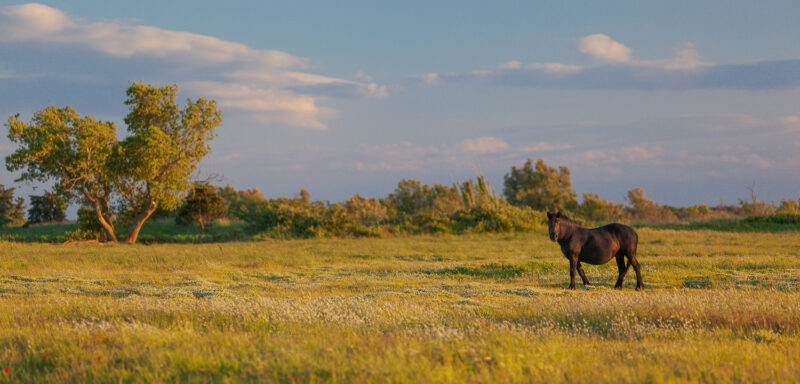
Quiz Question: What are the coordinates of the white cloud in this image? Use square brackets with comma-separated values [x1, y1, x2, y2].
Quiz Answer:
[0, 3, 386, 129]
[577, 35, 708, 70]
[523, 142, 574, 152]
[419, 33, 793, 91]
[419, 73, 441, 85]
[779, 115, 800, 125]
[523, 62, 583, 75]
[0, 3, 73, 41]
[636, 42, 710, 71]
[779, 115, 800, 131]
[577, 34, 632, 63]
[459, 137, 509, 154]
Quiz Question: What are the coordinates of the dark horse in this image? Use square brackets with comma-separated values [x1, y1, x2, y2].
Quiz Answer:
[547, 212, 643, 290]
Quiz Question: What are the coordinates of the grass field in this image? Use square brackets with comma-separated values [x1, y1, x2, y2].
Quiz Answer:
[1, 228, 799, 382]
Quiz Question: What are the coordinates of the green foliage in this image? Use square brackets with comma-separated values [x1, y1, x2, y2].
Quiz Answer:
[114, 82, 222, 243]
[219, 185, 267, 219]
[233, 176, 545, 238]
[0, 221, 77, 242]
[503, 158, 577, 212]
[644, 214, 800, 232]
[63, 228, 104, 242]
[239, 192, 366, 238]
[388, 179, 463, 217]
[580, 193, 624, 223]
[429, 263, 526, 279]
[4, 83, 222, 244]
[625, 187, 676, 223]
[744, 213, 800, 225]
[0, 184, 26, 227]
[776, 199, 800, 215]
[177, 183, 229, 240]
[451, 204, 545, 233]
[27, 192, 66, 224]
[343, 194, 390, 226]
[5, 105, 117, 237]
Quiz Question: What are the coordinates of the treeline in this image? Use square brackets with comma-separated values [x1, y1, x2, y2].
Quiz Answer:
[173, 176, 544, 238]
[2, 158, 798, 240]
[138, 158, 800, 238]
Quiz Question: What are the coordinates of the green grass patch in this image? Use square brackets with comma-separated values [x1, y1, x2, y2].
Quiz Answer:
[427, 263, 526, 279]
[644, 214, 800, 232]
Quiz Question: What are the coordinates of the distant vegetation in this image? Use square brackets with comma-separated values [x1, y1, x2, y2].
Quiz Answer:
[2, 83, 797, 242]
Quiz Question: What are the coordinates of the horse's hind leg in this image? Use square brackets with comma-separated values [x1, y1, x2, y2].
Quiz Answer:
[628, 253, 644, 291]
[577, 262, 590, 286]
[613, 254, 628, 289]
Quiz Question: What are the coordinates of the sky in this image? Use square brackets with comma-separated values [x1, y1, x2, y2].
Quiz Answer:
[1, 1, 799, 207]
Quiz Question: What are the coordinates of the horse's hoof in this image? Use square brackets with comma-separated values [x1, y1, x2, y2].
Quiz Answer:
[568, 286, 576, 290]
[613, 285, 622, 290]
[636, 286, 644, 291]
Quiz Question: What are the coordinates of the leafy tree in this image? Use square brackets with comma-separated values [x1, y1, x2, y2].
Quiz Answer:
[177, 183, 228, 241]
[343, 194, 389, 226]
[219, 185, 267, 220]
[503, 158, 577, 212]
[625, 187, 676, 222]
[6, 106, 118, 239]
[0, 185, 25, 227]
[27, 192, 66, 224]
[580, 193, 623, 222]
[5, 82, 222, 243]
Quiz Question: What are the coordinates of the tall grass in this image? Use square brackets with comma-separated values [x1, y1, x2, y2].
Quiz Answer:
[0, 229, 798, 382]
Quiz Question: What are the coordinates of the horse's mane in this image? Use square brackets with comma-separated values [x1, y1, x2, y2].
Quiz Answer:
[553, 212, 580, 226]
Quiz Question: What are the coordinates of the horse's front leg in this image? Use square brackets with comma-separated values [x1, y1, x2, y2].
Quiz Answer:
[568, 255, 578, 290]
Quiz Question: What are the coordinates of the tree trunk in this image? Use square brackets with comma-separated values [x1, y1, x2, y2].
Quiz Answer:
[123, 200, 158, 244]
[93, 200, 117, 242]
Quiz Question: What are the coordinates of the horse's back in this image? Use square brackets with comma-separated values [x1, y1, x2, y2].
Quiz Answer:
[596, 223, 638, 253]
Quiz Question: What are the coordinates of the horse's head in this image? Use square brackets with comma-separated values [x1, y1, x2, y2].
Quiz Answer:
[547, 212, 568, 242]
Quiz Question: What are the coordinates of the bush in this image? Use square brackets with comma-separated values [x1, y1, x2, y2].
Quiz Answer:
[452, 204, 545, 233]
[64, 228, 104, 242]
[743, 214, 800, 225]
[76, 207, 109, 241]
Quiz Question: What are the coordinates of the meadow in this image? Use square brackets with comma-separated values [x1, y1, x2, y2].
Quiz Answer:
[0, 228, 799, 382]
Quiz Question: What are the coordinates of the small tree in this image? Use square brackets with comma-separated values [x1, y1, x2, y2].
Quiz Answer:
[0, 185, 25, 227]
[177, 183, 228, 241]
[503, 158, 577, 212]
[27, 192, 67, 224]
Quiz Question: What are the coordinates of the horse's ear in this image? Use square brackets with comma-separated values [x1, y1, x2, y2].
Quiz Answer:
[555, 212, 562, 218]
[547, 212, 554, 219]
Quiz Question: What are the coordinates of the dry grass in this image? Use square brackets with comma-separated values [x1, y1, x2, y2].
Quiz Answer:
[0, 228, 799, 382]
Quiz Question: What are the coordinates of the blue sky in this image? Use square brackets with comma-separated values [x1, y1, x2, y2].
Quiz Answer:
[1, 1, 799, 206]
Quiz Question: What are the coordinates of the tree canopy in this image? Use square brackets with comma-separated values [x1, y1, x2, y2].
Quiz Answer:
[27, 192, 66, 224]
[0, 184, 25, 227]
[5, 82, 222, 243]
[503, 158, 577, 212]
[177, 183, 228, 241]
